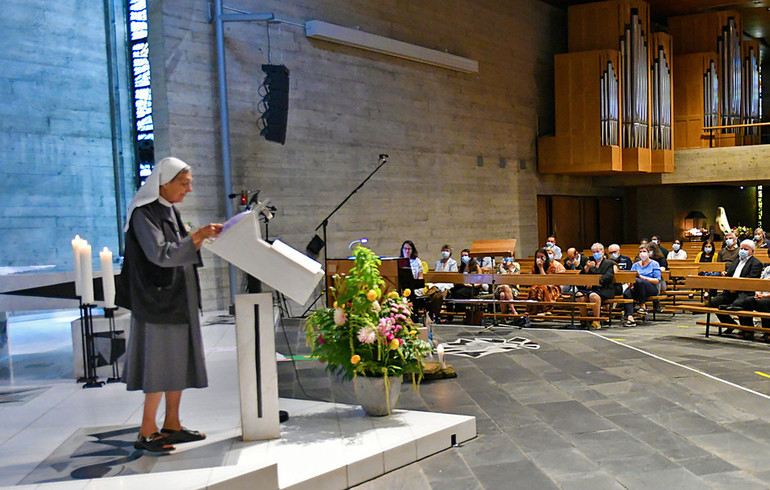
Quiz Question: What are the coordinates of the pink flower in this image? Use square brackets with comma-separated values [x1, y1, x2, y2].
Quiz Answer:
[357, 326, 376, 344]
[333, 308, 347, 325]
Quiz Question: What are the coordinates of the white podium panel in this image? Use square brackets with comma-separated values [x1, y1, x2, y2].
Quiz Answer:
[235, 293, 280, 441]
[203, 211, 324, 304]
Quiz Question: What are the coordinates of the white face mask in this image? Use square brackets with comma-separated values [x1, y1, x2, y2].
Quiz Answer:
[672, 243, 680, 251]
[547, 253, 555, 260]
[441, 251, 450, 259]
[639, 251, 649, 261]
[725, 238, 734, 247]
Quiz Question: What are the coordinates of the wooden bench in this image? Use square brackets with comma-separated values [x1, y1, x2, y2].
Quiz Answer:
[668, 276, 770, 338]
[425, 272, 607, 328]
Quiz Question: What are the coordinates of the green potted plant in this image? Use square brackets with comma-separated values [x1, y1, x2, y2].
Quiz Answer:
[305, 247, 432, 415]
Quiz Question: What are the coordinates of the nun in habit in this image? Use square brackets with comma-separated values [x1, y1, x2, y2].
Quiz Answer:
[117, 157, 222, 452]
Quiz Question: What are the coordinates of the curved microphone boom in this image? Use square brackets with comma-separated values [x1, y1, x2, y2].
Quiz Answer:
[379, 154, 388, 161]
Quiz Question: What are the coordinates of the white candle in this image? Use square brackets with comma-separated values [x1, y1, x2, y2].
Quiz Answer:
[71, 235, 83, 297]
[100, 247, 115, 308]
[79, 242, 94, 304]
[437, 343, 445, 368]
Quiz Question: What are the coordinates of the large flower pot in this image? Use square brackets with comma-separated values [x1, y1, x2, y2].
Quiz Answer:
[355, 375, 402, 416]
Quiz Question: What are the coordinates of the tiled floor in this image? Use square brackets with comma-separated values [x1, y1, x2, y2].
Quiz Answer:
[5, 309, 770, 489]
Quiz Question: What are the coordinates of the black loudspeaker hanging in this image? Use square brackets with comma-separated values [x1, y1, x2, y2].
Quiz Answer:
[258, 64, 289, 145]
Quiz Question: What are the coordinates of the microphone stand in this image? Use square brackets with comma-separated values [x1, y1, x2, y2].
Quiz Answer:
[313, 154, 389, 307]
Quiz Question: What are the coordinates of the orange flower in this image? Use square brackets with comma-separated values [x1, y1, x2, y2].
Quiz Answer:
[389, 338, 399, 350]
[351, 354, 361, 364]
[366, 289, 378, 301]
[403, 288, 411, 297]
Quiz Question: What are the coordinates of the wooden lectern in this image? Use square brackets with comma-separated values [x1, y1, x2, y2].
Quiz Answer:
[204, 211, 325, 441]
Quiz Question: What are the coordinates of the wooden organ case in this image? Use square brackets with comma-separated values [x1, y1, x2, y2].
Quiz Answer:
[538, 0, 674, 175]
[669, 10, 753, 149]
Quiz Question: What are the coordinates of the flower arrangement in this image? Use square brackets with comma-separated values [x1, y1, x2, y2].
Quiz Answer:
[305, 247, 432, 383]
[732, 225, 752, 241]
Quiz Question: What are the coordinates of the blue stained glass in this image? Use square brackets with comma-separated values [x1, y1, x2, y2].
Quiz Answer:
[137, 115, 154, 132]
[139, 163, 153, 177]
[134, 71, 150, 88]
[132, 57, 149, 73]
[137, 133, 154, 140]
[129, 0, 147, 12]
[135, 97, 152, 119]
[132, 42, 149, 58]
[130, 21, 148, 41]
[129, 10, 147, 22]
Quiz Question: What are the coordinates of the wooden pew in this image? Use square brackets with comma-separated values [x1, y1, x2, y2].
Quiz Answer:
[671, 276, 770, 338]
[424, 272, 606, 327]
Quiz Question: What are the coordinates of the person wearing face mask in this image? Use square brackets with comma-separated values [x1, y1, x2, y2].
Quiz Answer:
[429, 244, 458, 309]
[495, 253, 521, 316]
[451, 249, 482, 302]
[545, 236, 562, 260]
[709, 239, 764, 333]
[667, 239, 688, 260]
[576, 243, 615, 329]
[435, 244, 458, 273]
[754, 228, 768, 249]
[622, 245, 662, 326]
[526, 248, 563, 314]
[718, 232, 739, 265]
[694, 240, 718, 263]
[650, 236, 668, 257]
[607, 244, 633, 270]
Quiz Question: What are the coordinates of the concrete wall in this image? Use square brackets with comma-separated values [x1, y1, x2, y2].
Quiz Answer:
[149, 0, 621, 309]
[0, 1, 120, 271]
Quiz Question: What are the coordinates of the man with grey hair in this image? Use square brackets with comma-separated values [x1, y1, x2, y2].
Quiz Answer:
[718, 231, 739, 265]
[710, 239, 764, 333]
[607, 243, 633, 271]
[576, 242, 615, 329]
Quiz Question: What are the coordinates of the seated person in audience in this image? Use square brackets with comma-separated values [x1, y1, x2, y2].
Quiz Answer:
[576, 242, 615, 329]
[694, 240, 718, 262]
[622, 245, 661, 327]
[426, 244, 458, 316]
[562, 247, 587, 295]
[434, 244, 458, 273]
[650, 235, 668, 257]
[740, 248, 770, 341]
[709, 239, 764, 334]
[479, 256, 495, 271]
[495, 254, 520, 315]
[755, 228, 768, 249]
[633, 238, 650, 262]
[608, 243, 633, 270]
[545, 236, 563, 260]
[527, 248, 563, 314]
[649, 242, 668, 269]
[667, 239, 688, 260]
[452, 249, 482, 301]
[400, 240, 423, 279]
[718, 232, 739, 265]
[563, 247, 588, 270]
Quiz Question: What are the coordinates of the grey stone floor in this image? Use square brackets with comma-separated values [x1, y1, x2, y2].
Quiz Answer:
[277, 313, 770, 489]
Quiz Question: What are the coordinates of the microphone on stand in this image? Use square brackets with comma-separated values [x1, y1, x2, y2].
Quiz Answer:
[379, 154, 389, 161]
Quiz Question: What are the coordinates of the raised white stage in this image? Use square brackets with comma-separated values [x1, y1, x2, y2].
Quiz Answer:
[1, 317, 476, 489]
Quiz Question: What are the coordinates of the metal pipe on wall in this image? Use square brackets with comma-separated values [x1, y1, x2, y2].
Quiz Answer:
[214, 0, 238, 305]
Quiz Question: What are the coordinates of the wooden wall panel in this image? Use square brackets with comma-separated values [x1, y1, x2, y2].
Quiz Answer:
[669, 10, 742, 55]
[673, 53, 717, 149]
[552, 196, 583, 251]
[598, 197, 623, 245]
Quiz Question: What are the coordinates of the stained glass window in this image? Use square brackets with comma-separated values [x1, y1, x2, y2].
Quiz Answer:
[128, 0, 154, 185]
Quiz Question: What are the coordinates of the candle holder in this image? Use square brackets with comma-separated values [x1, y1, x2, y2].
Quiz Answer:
[79, 301, 104, 389]
[103, 307, 122, 383]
